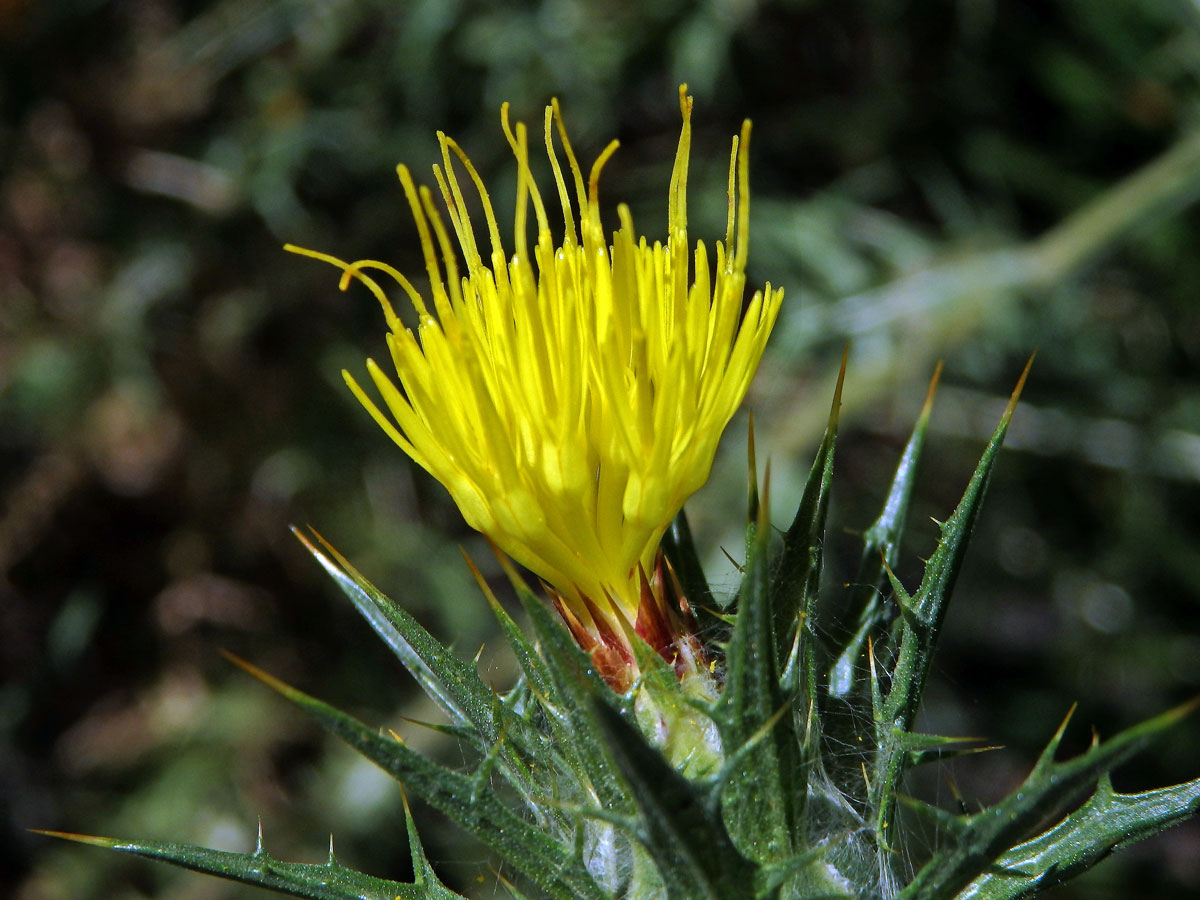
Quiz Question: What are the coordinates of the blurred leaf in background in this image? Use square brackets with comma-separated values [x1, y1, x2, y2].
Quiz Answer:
[2, 0, 1198, 897]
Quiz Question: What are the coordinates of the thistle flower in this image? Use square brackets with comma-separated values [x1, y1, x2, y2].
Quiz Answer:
[51, 89, 1200, 900]
[287, 87, 781, 686]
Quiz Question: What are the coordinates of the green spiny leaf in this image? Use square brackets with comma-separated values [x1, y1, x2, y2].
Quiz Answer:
[297, 529, 550, 804]
[747, 410, 761, 529]
[873, 358, 1033, 856]
[475, 548, 637, 834]
[295, 527, 494, 737]
[891, 730, 991, 753]
[957, 774, 1200, 899]
[719, 355, 844, 869]
[713, 487, 802, 866]
[767, 355, 843, 854]
[226, 653, 607, 900]
[591, 700, 762, 900]
[769, 350, 845, 677]
[904, 740, 1000, 769]
[398, 789, 479, 898]
[821, 365, 942, 827]
[896, 696, 1199, 900]
[882, 358, 1033, 732]
[34, 827, 459, 900]
[829, 362, 941, 700]
[510, 576, 638, 816]
[462, 547, 553, 700]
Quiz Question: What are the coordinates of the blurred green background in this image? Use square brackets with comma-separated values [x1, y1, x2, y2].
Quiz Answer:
[3, 0, 1199, 897]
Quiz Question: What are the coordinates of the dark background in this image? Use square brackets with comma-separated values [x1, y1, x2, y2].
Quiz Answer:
[3, 1, 1199, 897]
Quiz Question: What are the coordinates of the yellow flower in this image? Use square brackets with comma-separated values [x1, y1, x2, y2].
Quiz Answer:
[287, 87, 781, 680]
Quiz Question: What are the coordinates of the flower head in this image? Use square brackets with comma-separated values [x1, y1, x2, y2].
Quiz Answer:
[288, 87, 781, 685]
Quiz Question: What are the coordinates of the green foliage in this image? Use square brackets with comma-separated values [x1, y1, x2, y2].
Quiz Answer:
[219, 653, 608, 900]
[896, 700, 1200, 900]
[870, 359, 1035, 860]
[960, 774, 1200, 900]
[35, 804, 463, 900]
[45, 365, 1199, 899]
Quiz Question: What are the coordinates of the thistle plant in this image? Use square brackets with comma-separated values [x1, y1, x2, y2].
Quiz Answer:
[41, 88, 1199, 900]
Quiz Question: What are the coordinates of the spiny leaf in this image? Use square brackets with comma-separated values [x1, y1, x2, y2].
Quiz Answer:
[509, 574, 637, 816]
[462, 547, 553, 700]
[295, 527, 494, 736]
[399, 788, 459, 895]
[715, 354, 844, 867]
[956, 774, 1200, 899]
[891, 731, 990, 752]
[225, 653, 607, 900]
[896, 696, 1199, 900]
[901, 735, 1000, 769]
[883, 356, 1034, 731]
[769, 348, 846, 674]
[712, 483, 801, 866]
[872, 357, 1034, 854]
[590, 700, 761, 900]
[770, 353, 844, 845]
[479, 543, 639, 833]
[297, 529, 549, 801]
[829, 361, 942, 700]
[821, 365, 943, 825]
[34, 827, 458, 900]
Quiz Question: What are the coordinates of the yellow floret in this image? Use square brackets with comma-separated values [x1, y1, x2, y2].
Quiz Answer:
[287, 87, 782, 637]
